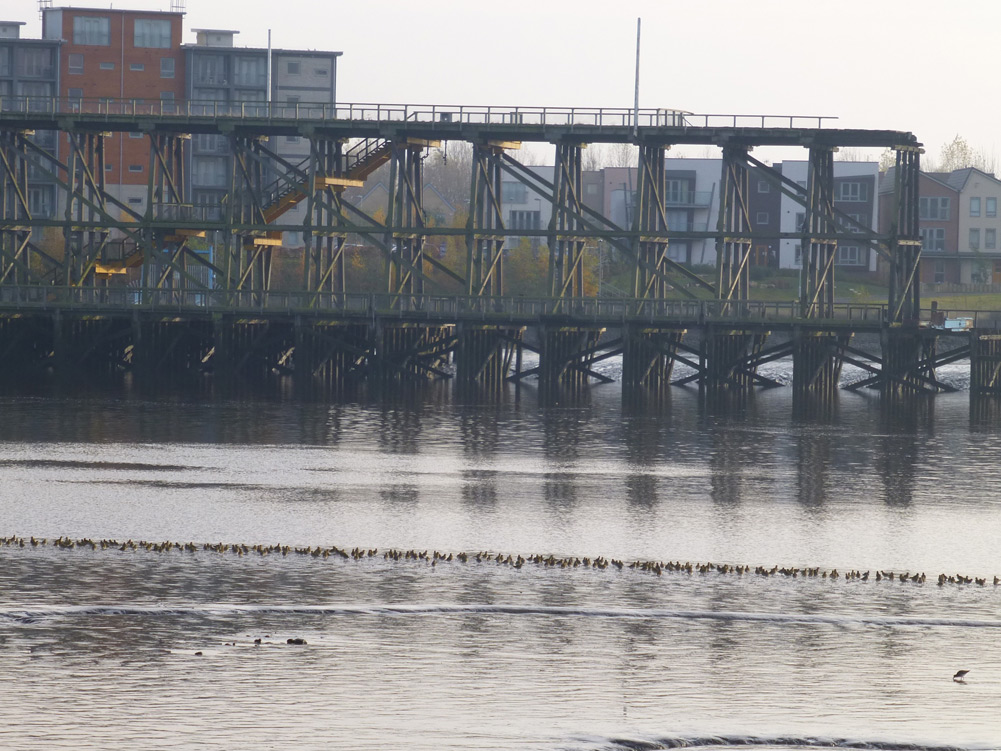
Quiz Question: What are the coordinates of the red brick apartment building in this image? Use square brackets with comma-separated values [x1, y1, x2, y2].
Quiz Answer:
[42, 6, 186, 204]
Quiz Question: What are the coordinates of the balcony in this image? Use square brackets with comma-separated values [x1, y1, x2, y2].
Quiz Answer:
[665, 190, 713, 208]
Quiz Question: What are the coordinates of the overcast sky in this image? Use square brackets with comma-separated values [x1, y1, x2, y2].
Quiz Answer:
[6, 0, 997, 165]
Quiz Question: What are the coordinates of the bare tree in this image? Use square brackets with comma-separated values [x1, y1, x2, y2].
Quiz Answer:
[836, 147, 866, 162]
[933, 134, 997, 175]
[422, 141, 473, 208]
[878, 148, 896, 173]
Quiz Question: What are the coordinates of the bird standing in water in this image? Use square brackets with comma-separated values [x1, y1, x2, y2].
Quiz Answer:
[953, 670, 970, 683]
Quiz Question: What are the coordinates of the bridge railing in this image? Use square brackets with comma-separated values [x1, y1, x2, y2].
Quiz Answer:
[6, 285, 1001, 327]
[0, 97, 835, 130]
[0, 285, 939, 326]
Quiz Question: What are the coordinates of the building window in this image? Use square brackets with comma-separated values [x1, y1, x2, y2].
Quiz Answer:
[68, 53, 84, 75]
[134, 19, 172, 48]
[315, 67, 328, 76]
[287, 61, 300, 75]
[919, 196, 951, 221]
[665, 179, 689, 204]
[129, 131, 144, 139]
[934, 259, 945, 284]
[67, 87, 83, 103]
[756, 212, 769, 224]
[130, 63, 145, 72]
[837, 245, 862, 265]
[795, 212, 805, 232]
[99, 61, 115, 70]
[509, 210, 541, 230]
[73, 16, 111, 46]
[234, 56, 267, 87]
[846, 212, 865, 232]
[127, 197, 144, 205]
[160, 58, 175, 78]
[666, 209, 688, 231]
[970, 228, 981, 250]
[0, 48, 10, 77]
[128, 165, 144, 173]
[27, 187, 54, 218]
[836, 181, 868, 202]
[18, 81, 54, 102]
[192, 156, 228, 188]
[193, 55, 226, 85]
[794, 244, 802, 265]
[160, 91, 174, 100]
[194, 134, 226, 153]
[15, 48, 54, 78]
[920, 227, 945, 252]
[105, 164, 113, 172]
[502, 182, 528, 203]
[757, 180, 770, 193]
[987, 197, 998, 218]
[285, 135, 300, 143]
[970, 197, 981, 217]
[987, 229, 997, 250]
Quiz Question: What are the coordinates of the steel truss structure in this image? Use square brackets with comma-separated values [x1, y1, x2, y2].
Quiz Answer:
[0, 103, 928, 392]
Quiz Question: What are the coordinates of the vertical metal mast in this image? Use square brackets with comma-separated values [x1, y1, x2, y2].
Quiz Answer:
[633, 18, 641, 140]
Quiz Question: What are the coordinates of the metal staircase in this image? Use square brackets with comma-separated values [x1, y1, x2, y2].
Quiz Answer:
[259, 137, 392, 225]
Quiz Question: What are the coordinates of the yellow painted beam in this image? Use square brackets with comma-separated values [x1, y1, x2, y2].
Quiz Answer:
[487, 140, 521, 150]
[316, 176, 364, 188]
[94, 264, 128, 275]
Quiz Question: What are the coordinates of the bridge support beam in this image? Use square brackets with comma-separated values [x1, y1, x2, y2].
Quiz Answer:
[887, 146, 922, 324]
[374, 322, 454, 382]
[143, 133, 214, 296]
[622, 326, 685, 391]
[63, 132, 110, 286]
[0, 313, 52, 377]
[701, 328, 770, 389]
[633, 144, 671, 300]
[467, 144, 507, 296]
[385, 141, 431, 300]
[0, 131, 56, 286]
[970, 333, 1001, 394]
[292, 318, 369, 390]
[211, 315, 293, 381]
[537, 326, 607, 395]
[879, 329, 940, 395]
[548, 142, 586, 306]
[303, 138, 348, 304]
[226, 136, 272, 299]
[57, 315, 132, 374]
[800, 146, 837, 319]
[131, 316, 212, 378]
[454, 323, 523, 390]
[672, 326, 778, 390]
[716, 144, 753, 310]
[792, 329, 849, 399]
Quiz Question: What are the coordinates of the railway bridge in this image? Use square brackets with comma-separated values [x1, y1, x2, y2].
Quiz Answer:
[1, 98, 998, 398]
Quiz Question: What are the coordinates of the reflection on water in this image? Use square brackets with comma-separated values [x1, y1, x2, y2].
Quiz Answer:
[1, 376, 1001, 749]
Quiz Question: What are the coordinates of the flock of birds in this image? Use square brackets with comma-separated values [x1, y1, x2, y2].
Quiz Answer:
[2, 534, 1000, 590]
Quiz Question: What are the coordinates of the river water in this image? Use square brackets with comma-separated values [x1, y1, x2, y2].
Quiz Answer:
[1, 367, 1000, 751]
